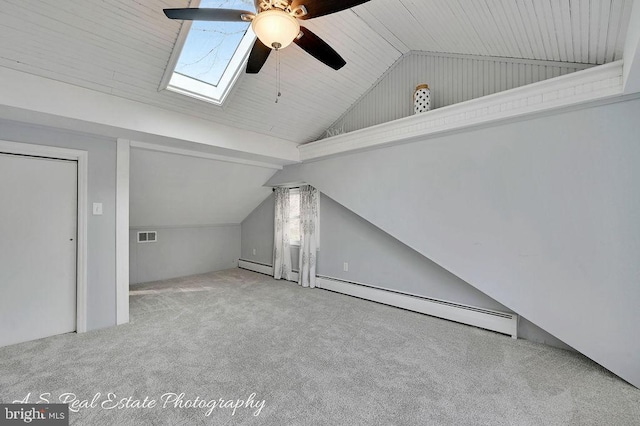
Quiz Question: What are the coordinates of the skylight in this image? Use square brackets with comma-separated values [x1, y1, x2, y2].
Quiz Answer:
[162, 0, 256, 106]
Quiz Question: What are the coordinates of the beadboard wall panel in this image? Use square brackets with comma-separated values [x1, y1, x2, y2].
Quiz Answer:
[327, 52, 595, 135]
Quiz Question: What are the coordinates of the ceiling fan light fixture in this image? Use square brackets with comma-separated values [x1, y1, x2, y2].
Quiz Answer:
[251, 9, 300, 50]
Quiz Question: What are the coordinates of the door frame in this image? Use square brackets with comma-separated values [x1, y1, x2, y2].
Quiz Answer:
[116, 138, 129, 325]
[0, 140, 88, 333]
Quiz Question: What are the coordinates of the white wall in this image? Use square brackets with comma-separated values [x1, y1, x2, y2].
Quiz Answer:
[129, 148, 275, 284]
[267, 96, 640, 388]
[129, 225, 240, 284]
[0, 119, 116, 331]
[240, 192, 571, 349]
[240, 194, 275, 266]
[623, 0, 640, 94]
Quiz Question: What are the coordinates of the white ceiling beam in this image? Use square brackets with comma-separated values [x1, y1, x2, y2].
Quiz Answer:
[0, 66, 300, 165]
[130, 141, 283, 170]
[623, 0, 640, 94]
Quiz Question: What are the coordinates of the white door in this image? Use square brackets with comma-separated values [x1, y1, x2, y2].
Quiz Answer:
[0, 152, 77, 346]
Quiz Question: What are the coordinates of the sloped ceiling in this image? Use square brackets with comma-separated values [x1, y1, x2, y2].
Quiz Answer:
[129, 148, 275, 227]
[356, 0, 633, 63]
[0, 0, 633, 144]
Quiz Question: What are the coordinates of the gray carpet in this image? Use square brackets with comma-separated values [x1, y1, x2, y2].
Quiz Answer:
[0, 268, 638, 425]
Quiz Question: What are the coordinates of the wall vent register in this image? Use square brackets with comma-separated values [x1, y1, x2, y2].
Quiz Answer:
[137, 231, 157, 243]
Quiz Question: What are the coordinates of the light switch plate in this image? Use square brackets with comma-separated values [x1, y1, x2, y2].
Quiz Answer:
[93, 202, 103, 215]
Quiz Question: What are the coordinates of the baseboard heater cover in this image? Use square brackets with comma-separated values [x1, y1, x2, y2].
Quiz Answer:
[238, 259, 299, 282]
[239, 259, 273, 276]
[238, 260, 518, 338]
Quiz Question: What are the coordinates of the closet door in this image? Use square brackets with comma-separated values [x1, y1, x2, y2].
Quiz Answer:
[0, 153, 77, 347]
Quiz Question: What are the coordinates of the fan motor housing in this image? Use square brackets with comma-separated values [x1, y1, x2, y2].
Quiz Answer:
[257, 0, 307, 18]
[257, 0, 289, 13]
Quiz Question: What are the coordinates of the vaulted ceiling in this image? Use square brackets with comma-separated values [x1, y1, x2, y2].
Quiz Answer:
[0, 0, 633, 143]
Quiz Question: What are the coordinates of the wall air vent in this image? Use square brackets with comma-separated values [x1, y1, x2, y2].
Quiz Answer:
[137, 231, 157, 243]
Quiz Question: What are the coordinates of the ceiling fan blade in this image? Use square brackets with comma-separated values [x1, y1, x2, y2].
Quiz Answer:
[291, 0, 371, 20]
[246, 39, 272, 74]
[294, 26, 346, 70]
[163, 8, 254, 22]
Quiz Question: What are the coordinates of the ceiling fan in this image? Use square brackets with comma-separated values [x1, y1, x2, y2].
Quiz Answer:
[164, 0, 371, 74]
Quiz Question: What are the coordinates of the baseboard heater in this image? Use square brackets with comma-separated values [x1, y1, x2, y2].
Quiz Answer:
[238, 259, 518, 338]
[238, 259, 299, 282]
[238, 259, 274, 276]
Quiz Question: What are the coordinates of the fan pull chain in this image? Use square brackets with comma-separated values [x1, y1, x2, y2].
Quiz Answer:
[275, 49, 281, 103]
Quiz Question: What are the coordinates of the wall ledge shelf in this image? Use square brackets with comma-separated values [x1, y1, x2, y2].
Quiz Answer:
[300, 61, 624, 161]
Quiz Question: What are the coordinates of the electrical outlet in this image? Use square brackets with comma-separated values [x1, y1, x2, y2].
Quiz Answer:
[343, 262, 349, 272]
[252, 248, 257, 255]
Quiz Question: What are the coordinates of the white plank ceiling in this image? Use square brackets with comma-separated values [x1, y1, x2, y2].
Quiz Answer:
[0, 0, 633, 143]
[356, 0, 633, 64]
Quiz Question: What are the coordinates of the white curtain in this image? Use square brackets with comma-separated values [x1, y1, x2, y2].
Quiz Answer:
[298, 185, 319, 288]
[273, 187, 292, 280]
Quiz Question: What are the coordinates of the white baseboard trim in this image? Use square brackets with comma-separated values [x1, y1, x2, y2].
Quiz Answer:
[238, 259, 518, 338]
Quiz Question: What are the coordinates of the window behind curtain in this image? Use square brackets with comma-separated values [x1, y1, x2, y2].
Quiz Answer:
[289, 189, 301, 245]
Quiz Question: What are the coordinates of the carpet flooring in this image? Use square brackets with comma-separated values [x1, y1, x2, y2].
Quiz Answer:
[0, 268, 638, 425]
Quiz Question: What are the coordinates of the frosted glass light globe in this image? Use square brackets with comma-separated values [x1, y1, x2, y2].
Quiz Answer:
[251, 9, 300, 50]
